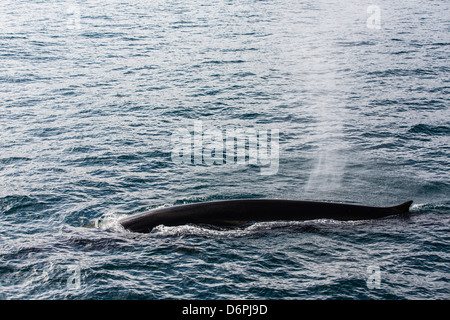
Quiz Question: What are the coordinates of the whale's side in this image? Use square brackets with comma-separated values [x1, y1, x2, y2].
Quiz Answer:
[118, 199, 413, 233]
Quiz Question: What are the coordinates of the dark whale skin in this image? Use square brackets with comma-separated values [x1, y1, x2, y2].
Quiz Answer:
[119, 199, 413, 233]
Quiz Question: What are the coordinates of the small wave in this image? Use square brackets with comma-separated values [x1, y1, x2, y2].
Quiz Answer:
[0, 195, 40, 215]
[201, 59, 246, 65]
[337, 41, 376, 47]
[0, 157, 32, 165]
[411, 201, 450, 212]
[408, 123, 450, 136]
[366, 68, 436, 77]
[81, 31, 125, 39]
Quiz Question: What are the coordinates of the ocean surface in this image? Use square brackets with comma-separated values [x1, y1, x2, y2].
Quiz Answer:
[0, 0, 449, 300]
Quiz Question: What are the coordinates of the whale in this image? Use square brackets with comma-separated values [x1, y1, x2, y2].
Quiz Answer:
[119, 199, 413, 233]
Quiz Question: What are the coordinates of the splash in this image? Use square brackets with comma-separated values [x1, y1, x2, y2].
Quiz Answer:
[89, 213, 128, 233]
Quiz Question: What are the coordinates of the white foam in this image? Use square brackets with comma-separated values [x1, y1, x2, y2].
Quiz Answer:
[148, 219, 359, 238]
[93, 213, 128, 232]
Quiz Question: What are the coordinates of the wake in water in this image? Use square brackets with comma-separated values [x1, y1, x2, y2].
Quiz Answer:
[91, 210, 370, 239]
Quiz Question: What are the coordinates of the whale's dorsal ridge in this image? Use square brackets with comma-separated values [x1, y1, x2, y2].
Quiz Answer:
[391, 200, 413, 214]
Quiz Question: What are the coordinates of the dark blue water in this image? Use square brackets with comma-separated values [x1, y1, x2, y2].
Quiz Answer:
[1, 0, 449, 299]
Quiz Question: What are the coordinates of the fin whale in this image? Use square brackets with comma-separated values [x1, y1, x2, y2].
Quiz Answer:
[119, 199, 413, 233]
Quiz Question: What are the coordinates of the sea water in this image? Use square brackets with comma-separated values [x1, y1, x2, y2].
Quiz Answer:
[0, 0, 449, 299]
